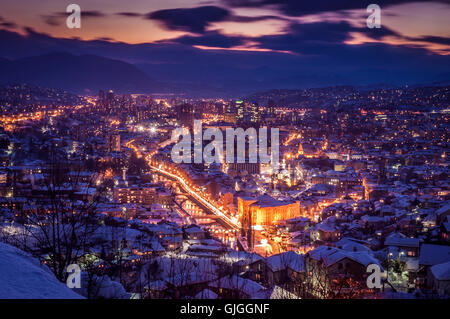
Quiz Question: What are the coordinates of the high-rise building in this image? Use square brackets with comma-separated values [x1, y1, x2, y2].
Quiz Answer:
[236, 100, 245, 122]
[113, 186, 156, 206]
[176, 103, 195, 128]
[98, 90, 105, 101]
[106, 89, 114, 102]
[224, 101, 237, 124]
[249, 102, 260, 124]
[267, 99, 275, 117]
[108, 134, 121, 152]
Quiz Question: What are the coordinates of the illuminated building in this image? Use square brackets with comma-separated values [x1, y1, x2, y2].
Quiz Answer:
[235, 100, 245, 122]
[249, 102, 260, 124]
[108, 134, 121, 152]
[0, 171, 7, 184]
[113, 186, 156, 206]
[224, 112, 237, 124]
[238, 195, 301, 226]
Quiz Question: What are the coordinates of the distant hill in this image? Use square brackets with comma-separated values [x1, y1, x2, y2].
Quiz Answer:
[0, 83, 82, 107]
[244, 84, 449, 109]
[0, 52, 166, 94]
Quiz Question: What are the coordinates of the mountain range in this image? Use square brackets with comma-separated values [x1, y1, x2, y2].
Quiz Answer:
[0, 50, 449, 98]
[0, 52, 165, 95]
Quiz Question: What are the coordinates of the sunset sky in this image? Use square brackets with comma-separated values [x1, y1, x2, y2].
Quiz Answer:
[1, 1, 449, 94]
[1, 0, 449, 54]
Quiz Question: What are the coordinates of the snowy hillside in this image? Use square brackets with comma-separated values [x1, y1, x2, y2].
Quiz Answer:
[0, 243, 84, 299]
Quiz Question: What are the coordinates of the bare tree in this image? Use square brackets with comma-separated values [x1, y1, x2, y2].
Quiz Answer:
[303, 257, 370, 299]
[14, 155, 104, 282]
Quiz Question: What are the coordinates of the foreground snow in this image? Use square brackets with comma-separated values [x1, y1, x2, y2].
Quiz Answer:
[0, 243, 83, 299]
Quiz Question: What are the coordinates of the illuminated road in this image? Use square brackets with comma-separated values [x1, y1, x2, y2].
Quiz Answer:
[124, 138, 278, 253]
[148, 163, 240, 231]
[124, 139, 142, 158]
[124, 138, 240, 230]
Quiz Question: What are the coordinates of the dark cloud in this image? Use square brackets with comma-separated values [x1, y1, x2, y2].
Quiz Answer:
[146, 6, 230, 33]
[222, 0, 449, 16]
[360, 25, 450, 46]
[94, 37, 115, 42]
[42, 10, 106, 26]
[363, 26, 402, 40]
[162, 31, 247, 48]
[123, 6, 284, 34]
[413, 35, 450, 46]
[0, 16, 18, 29]
[0, 22, 17, 29]
[229, 14, 286, 23]
[42, 15, 60, 26]
[80, 11, 106, 18]
[116, 12, 144, 17]
[255, 21, 355, 54]
[161, 19, 389, 52]
[254, 20, 438, 56]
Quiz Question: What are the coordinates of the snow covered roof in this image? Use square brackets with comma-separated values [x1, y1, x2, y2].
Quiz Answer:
[339, 242, 372, 254]
[318, 222, 337, 233]
[209, 275, 265, 297]
[361, 215, 389, 223]
[251, 194, 295, 208]
[430, 261, 450, 281]
[335, 237, 370, 247]
[265, 251, 305, 273]
[419, 244, 450, 266]
[230, 252, 263, 266]
[442, 221, 450, 232]
[436, 204, 450, 216]
[385, 233, 420, 248]
[308, 246, 382, 269]
[184, 225, 205, 233]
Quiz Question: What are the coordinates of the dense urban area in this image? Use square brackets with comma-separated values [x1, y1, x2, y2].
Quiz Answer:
[0, 83, 449, 299]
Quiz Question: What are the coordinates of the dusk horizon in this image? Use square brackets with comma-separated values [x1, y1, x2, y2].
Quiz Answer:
[1, 0, 449, 96]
